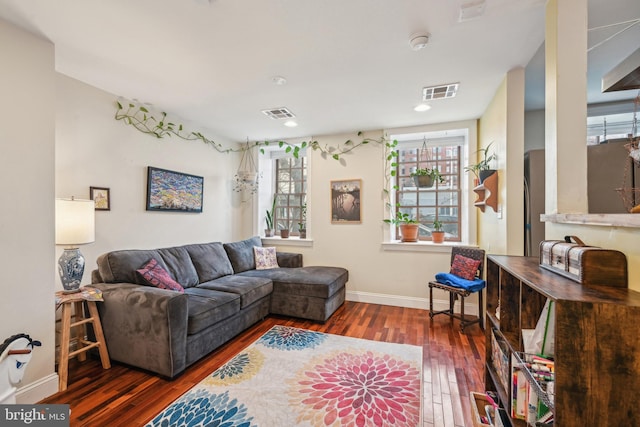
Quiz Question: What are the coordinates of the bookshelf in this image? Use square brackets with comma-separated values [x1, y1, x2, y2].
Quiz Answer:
[484, 255, 640, 427]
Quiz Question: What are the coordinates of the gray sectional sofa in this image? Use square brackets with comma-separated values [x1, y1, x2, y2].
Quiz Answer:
[90, 236, 348, 378]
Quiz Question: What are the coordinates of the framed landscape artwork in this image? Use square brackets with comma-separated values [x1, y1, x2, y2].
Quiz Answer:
[331, 179, 361, 223]
[90, 186, 110, 211]
[146, 166, 204, 212]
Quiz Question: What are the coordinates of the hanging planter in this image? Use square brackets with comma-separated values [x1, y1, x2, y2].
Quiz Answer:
[233, 140, 259, 196]
[410, 137, 443, 188]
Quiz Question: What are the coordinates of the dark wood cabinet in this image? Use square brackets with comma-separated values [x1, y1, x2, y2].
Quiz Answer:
[484, 255, 640, 427]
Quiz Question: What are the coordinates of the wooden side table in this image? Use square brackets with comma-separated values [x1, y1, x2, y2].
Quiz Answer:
[55, 289, 110, 391]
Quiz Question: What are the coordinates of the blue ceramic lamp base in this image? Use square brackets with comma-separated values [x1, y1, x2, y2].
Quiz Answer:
[58, 248, 86, 293]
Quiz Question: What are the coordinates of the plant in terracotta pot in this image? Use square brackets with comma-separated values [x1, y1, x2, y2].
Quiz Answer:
[264, 195, 276, 237]
[432, 220, 445, 243]
[384, 211, 419, 242]
[464, 142, 496, 183]
[410, 167, 444, 188]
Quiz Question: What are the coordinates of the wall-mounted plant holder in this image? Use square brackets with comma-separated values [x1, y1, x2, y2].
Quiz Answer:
[473, 171, 498, 212]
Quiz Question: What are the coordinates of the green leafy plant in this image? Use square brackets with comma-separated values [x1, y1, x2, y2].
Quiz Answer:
[433, 220, 443, 232]
[410, 167, 444, 183]
[464, 141, 496, 178]
[115, 101, 392, 163]
[265, 195, 276, 230]
[384, 210, 419, 226]
[298, 202, 307, 231]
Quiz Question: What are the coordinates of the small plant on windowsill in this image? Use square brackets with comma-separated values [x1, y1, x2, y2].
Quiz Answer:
[410, 167, 444, 188]
[384, 211, 419, 242]
[298, 202, 307, 239]
[264, 195, 276, 237]
[432, 220, 445, 244]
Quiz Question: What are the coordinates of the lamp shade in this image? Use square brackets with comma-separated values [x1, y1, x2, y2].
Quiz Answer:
[55, 198, 95, 246]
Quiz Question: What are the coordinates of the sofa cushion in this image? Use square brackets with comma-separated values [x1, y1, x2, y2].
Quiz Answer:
[136, 258, 185, 293]
[223, 236, 262, 273]
[97, 249, 165, 284]
[183, 242, 234, 282]
[197, 275, 273, 309]
[157, 246, 200, 288]
[254, 246, 279, 270]
[184, 288, 240, 335]
[239, 266, 348, 298]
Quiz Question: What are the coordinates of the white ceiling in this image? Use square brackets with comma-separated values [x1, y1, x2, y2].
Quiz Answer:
[0, 0, 638, 142]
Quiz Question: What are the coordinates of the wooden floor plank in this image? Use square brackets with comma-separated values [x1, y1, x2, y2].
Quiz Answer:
[42, 301, 485, 427]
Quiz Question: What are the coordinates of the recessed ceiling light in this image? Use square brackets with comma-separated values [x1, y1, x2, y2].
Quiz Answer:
[284, 120, 298, 127]
[414, 104, 432, 112]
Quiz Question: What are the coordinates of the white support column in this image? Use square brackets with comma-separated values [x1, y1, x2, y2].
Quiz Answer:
[545, 0, 589, 214]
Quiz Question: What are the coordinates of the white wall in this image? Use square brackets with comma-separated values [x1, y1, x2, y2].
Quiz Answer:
[0, 18, 58, 402]
[258, 122, 481, 310]
[55, 74, 242, 282]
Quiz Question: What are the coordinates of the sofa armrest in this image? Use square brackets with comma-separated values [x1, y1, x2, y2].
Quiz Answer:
[91, 282, 188, 378]
[276, 252, 303, 268]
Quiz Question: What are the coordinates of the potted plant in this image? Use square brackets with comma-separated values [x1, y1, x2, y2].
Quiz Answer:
[265, 196, 276, 237]
[432, 220, 445, 243]
[298, 202, 307, 239]
[280, 225, 290, 239]
[384, 211, 420, 242]
[410, 167, 444, 188]
[464, 142, 496, 183]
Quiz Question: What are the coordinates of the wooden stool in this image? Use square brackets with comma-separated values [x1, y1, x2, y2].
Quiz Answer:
[56, 290, 110, 391]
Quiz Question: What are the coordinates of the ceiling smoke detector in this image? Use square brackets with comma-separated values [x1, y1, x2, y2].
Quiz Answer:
[409, 33, 430, 51]
[422, 83, 459, 101]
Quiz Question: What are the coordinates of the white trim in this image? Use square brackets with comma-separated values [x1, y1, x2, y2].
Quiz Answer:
[261, 237, 313, 247]
[381, 241, 475, 252]
[15, 373, 59, 404]
[345, 290, 480, 316]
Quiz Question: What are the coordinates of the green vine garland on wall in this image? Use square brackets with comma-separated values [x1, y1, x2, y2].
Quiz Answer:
[114, 100, 388, 162]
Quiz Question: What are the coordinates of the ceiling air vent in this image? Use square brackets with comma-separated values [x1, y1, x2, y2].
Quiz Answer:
[422, 83, 459, 101]
[261, 107, 295, 120]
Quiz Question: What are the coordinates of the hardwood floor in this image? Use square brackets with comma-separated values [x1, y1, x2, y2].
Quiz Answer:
[41, 301, 486, 426]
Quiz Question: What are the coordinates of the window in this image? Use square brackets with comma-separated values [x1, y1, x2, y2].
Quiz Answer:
[258, 143, 308, 238]
[274, 156, 307, 235]
[392, 140, 462, 242]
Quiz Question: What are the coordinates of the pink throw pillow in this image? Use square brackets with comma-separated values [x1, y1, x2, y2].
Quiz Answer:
[136, 258, 184, 292]
[450, 254, 481, 280]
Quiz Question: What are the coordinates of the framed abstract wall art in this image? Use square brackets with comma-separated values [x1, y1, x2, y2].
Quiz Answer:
[90, 186, 111, 211]
[146, 166, 204, 212]
[331, 179, 361, 223]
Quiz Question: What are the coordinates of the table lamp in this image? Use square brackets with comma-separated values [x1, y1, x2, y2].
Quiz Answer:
[55, 197, 95, 293]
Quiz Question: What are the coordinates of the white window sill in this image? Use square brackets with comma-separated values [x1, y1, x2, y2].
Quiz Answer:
[382, 241, 475, 252]
[261, 237, 313, 247]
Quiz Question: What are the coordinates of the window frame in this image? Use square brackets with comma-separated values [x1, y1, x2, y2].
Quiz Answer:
[393, 143, 462, 242]
[257, 142, 309, 240]
[385, 124, 476, 247]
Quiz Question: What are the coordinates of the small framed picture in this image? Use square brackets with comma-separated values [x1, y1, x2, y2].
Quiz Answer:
[90, 186, 111, 211]
[331, 179, 362, 223]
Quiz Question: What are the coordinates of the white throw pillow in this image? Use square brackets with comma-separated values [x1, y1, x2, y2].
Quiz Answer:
[254, 246, 279, 270]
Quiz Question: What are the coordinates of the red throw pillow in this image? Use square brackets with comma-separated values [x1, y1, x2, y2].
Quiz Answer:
[136, 258, 184, 293]
[450, 254, 481, 280]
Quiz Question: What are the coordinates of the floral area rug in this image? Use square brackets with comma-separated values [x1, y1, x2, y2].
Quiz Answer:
[146, 325, 423, 427]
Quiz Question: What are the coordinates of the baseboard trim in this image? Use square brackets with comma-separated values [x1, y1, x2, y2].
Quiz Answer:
[16, 373, 59, 404]
[345, 290, 479, 316]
